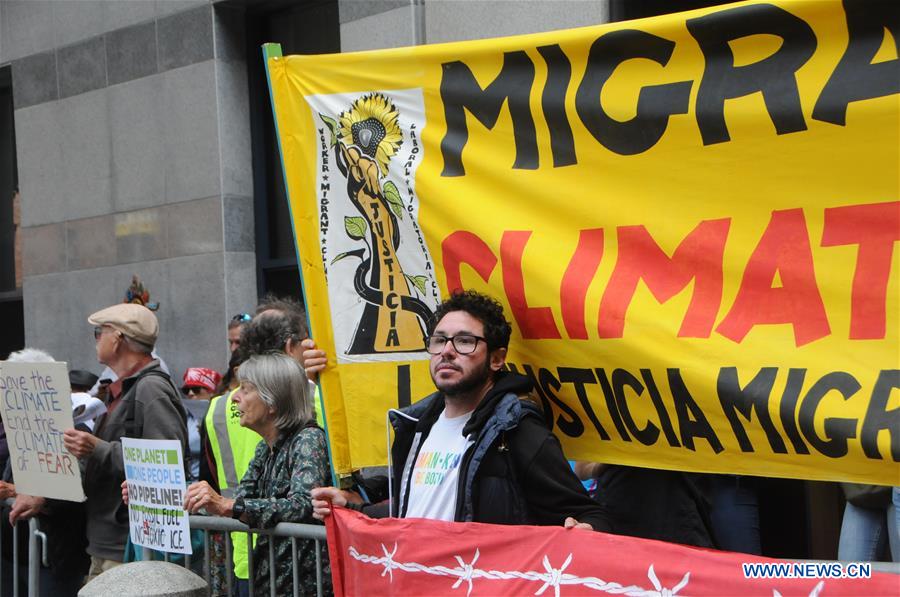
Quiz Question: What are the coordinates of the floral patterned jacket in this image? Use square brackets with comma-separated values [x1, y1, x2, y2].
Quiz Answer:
[235, 422, 331, 596]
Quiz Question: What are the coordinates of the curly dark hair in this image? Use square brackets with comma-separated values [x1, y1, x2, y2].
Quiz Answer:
[255, 295, 309, 336]
[241, 295, 309, 357]
[428, 290, 512, 351]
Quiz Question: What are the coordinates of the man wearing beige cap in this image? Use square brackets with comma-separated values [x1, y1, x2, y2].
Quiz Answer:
[63, 303, 188, 581]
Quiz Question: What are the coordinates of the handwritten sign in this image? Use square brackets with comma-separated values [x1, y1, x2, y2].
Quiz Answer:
[0, 361, 85, 501]
[123, 437, 192, 555]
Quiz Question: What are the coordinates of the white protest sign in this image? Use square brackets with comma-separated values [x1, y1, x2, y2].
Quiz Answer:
[0, 361, 85, 501]
[123, 437, 192, 555]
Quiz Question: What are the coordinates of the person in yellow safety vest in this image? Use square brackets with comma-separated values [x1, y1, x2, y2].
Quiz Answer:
[205, 383, 325, 591]
[205, 387, 260, 587]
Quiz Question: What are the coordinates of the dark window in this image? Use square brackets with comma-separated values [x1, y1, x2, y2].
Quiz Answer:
[245, 0, 340, 300]
[0, 67, 18, 292]
[0, 65, 24, 358]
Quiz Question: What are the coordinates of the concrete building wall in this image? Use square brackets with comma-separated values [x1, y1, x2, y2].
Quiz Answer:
[338, 0, 609, 51]
[10, 1, 256, 378]
[0, 1, 206, 64]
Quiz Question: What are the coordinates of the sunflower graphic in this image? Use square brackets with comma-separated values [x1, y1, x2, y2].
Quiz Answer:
[338, 93, 402, 177]
[320, 92, 433, 355]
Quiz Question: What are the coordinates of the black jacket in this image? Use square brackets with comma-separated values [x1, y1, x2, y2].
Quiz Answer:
[594, 465, 716, 548]
[362, 372, 611, 530]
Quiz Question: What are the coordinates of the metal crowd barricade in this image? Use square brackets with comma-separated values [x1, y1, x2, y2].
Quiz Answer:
[1, 497, 328, 597]
[185, 514, 328, 597]
[0, 497, 48, 597]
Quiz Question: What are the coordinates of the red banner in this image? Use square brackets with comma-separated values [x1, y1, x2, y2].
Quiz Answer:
[326, 507, 898, 596]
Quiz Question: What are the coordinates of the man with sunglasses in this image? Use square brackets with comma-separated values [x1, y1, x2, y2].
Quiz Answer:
[62, 303, 188, 582]
[310, 290, 609, 530]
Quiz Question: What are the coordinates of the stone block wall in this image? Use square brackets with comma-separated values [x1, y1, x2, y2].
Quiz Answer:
[338, 0, 609, 50]
[9, 1, 256, 378]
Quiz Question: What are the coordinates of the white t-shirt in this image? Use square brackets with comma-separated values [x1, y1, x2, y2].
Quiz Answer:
[404, 410, 474, 521]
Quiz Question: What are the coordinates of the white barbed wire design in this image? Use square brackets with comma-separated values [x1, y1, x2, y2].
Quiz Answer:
[347, 542, 691, 597]
[774, 580, 826, 597]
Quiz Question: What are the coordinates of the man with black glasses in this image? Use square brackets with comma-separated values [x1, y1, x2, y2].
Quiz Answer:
[310, 290, 609, 530]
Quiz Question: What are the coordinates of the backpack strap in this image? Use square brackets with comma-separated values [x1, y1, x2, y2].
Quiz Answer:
[123, 367, 186, 439]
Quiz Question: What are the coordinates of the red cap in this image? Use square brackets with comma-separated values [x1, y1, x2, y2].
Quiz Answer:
[181, 368, 222, 392]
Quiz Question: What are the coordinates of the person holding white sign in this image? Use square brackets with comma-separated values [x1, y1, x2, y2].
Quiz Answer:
[182, 353, 331, 596]
[1, 348, 90, 597]
[62, 303, 188, 583]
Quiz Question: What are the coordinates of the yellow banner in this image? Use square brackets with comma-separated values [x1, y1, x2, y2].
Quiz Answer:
[265, 0, 899, 484]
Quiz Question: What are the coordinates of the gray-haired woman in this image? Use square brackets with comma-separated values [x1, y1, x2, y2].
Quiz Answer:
[183, 352, 331, 595]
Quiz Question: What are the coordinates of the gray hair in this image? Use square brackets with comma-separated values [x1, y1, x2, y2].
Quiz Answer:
[237, 353, 312, 430]
[6, 348, 55, 362]
[122, 335, 153, 355]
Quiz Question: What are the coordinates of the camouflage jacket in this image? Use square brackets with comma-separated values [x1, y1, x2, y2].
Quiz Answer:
[235, 422, 331, 596]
